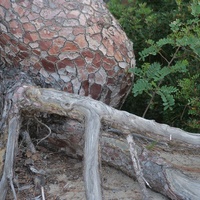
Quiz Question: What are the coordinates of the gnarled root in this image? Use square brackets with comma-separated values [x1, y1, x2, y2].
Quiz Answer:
[0, 85, 200, 200]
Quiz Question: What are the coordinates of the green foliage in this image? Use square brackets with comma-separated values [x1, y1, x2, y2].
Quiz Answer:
[191, 0, 200, 16]
[176, 74, 200, 130]
[107, 0, 200, 131]
[170, 16, 200, 57]
[108, 0, 190, 57]
[131, 60, 187, 110]
[139, 38, 174, 61]
[157, 86, 178, 110]
[107, 0, 169, 57]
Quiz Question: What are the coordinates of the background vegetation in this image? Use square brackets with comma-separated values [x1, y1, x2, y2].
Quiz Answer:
[107, 0, 200, 132]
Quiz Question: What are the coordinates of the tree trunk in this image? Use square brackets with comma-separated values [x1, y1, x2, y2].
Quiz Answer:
[0, 1, 200, 199]
[0, 85, 200, 200]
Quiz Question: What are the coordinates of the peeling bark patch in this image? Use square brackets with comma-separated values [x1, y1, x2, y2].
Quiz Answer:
[38, 40, 52, 51]
[1, 0, 11, 9]
[90, 83, 102, 100]
[57, 58, 74, 69]
[81, 80, 89, 96]
[62, 42, 79, 52]
[41, 59, 55, 72]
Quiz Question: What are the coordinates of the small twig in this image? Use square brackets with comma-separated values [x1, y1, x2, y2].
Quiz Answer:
[168, 46, 181, 66]
[158, 51, 170, 64]
[127, 134, 149, 200]
[180, 104, 188, 120]
[34, 116, 52, 145]
[34, 175, 45, 199]
[143, 177, 151, 188]
[41, 186, 45, 200]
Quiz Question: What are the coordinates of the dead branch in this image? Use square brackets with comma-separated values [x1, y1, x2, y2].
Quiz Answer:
[0, 85, 200, 200]
[127, 134, 149, 200]
[0, 102, 21, 199]
[23, 86, 200, 146]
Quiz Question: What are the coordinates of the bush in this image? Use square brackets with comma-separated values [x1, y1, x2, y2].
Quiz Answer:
[108, 0, 200, 131]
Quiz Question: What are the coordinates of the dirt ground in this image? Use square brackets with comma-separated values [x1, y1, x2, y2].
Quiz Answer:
[6, 144, 168, 200]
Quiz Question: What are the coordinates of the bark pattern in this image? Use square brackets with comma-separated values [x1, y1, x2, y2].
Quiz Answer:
[0, 0, 135, 108]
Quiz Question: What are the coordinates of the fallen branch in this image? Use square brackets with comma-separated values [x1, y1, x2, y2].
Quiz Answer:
[0, 100, 21, 199]
[23, 86, 200, 146]
[127, 134, 149, 200]
[0, 85, 200, 200]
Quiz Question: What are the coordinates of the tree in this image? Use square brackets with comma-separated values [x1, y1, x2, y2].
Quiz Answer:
[0, 1, 200, 200]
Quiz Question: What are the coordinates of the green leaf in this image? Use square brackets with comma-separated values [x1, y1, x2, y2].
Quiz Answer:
[191, 2, 200, 17]
[139, 45, 159, 61]
[170, 19, 182, 32]
[156, 38, 174, 47]
[145, 62, 171, 82]
[146, 62, 161, 80]
[132, 79, 151, 97]
[171, 60, 188, 73]
[157, 86, 178, 110]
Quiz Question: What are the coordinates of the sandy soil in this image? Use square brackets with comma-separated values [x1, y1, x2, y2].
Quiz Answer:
[6, 145, 168, 200]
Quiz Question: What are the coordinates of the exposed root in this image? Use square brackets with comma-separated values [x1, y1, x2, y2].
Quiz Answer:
[127, 134, 149, 200]
[1, 85, 200, 200]
[9, 177, 17, 200]
[0, 107, 21, 200]
[34, 116, 52, 146]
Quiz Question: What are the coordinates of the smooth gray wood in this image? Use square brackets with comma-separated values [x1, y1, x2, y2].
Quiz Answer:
[1, 85, 200, 200]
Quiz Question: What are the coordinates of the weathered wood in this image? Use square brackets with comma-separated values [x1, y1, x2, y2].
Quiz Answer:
[22, 86, 200, 200]
[0, 103, 20, 200]
[127, 135, 149, 200]
[83, 107, 102, 200]
[21, 131, 36, 153]
[23, 86, 200, 146]
[1, 85, 200, 200]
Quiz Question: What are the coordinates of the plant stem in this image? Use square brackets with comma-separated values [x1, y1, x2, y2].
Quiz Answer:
[142, 46, 181, 118]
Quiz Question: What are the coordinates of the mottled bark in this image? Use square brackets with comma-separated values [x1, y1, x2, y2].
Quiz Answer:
[0, 0, 135, 108]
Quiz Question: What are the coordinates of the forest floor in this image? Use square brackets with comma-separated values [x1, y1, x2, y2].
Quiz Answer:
[6, 144, 168, 200]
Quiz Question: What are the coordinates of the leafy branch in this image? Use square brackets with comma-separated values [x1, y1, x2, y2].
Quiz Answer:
[132, 45, 187, 117]
[130, 0, 200, 119]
